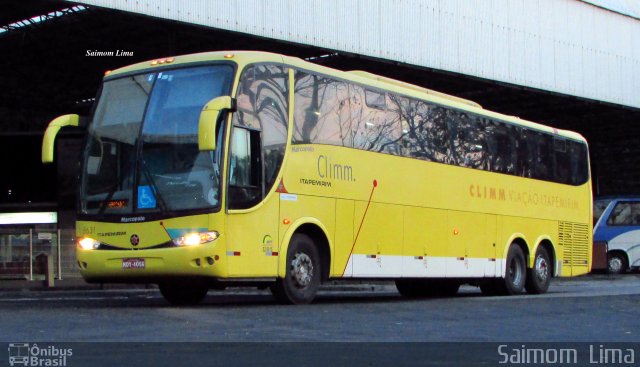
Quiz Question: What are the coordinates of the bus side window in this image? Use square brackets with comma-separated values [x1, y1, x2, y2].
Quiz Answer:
[397, 97, 434, 161]
[553, 138, 570, 184]
[230, 64, 288, 209]
[428, 106, 451, 164]
[228, 126, 262, 210]
[569, 141, 588, 185]
[485, 121, 506, 172]
[351, 87, 402, 154]
[504, 124, 518, 174]
[254, 65, 288, 195]
[515, 128, 530, 177]
[533, 133, 552, 181]
[452, 112, 484, 168]
[293, 72, 349, 147]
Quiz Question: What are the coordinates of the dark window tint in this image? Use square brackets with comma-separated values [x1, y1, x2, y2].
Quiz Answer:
[532, 132, 553, 181]
[393, 95, 433, 160]
[515, 128, 534, 178]
[455, 114, 486, 169]
[228, 127, 262, 209]
[594, 199, 613, 224]
[553, 138, 570, 184]
[496, 123, 518, 174]
[291, 70, 589, 186]
[606, 202, 640, 226]
[569, 141, 589, 185]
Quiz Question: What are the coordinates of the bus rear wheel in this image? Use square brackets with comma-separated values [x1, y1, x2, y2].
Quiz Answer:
[270, 233, 321, 304]
[482, 245, 526, 296]
[159, 279, 208, 306]
[525, 246, 551, 294]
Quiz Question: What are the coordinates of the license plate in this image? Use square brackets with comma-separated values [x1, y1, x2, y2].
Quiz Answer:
[122, 258, 145, 269]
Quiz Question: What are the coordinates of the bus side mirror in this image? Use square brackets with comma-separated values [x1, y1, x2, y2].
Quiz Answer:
[198, 96, 236, 151]
[41, 114, 80, 163]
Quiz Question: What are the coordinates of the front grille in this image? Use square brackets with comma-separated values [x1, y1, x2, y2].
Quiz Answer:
[96, 241, 176, 250]
[559, 221, 590, 266]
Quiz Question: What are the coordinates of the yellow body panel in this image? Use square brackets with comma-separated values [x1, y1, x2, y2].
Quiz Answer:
[281, 143, 591, 278]
[278, 196, 336, 278]
[226, 195, 280, 277]
[403, 207, 449, 258]
[333, 199, 355, 276]
[75, 51, 592, 284]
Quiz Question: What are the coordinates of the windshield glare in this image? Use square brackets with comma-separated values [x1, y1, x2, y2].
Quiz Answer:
[80, 65, 233, 216]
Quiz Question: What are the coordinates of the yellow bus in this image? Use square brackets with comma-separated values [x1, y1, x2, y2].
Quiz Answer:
[42, 51, 592, 305]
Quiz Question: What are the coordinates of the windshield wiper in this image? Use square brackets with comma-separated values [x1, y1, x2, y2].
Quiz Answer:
[139, 158, 168, 213]
[96, 181, 120, 216]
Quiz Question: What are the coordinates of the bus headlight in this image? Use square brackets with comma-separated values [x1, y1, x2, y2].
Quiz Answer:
[78, 237, 100, 250]
[173, 231, 219, 247]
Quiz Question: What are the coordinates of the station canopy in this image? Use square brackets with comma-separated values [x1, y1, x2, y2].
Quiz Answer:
[0, 0, 639, 196]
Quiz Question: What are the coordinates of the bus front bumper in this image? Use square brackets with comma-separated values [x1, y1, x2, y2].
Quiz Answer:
[76, 243, 227, 283]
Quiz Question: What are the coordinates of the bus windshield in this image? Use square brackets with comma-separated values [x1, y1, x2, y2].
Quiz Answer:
[80, 64, 234, 217]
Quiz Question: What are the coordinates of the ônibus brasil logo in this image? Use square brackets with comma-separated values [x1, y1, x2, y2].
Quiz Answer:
[8, 343, 72, 367]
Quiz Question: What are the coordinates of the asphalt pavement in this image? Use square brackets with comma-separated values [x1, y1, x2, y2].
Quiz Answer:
[1, 274, 639, 366]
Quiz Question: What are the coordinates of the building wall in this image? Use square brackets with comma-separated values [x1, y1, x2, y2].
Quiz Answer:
[77, 0, 640, 108]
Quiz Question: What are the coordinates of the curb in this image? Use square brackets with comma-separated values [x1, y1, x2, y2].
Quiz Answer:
[0, 274, 636, 292]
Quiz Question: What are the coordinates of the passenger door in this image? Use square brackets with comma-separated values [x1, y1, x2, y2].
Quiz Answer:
[226, 126, 279, 276]
[225, 64, 289, 277]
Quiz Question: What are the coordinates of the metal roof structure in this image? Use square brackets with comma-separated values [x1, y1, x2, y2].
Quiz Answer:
[74, 0, 640, 111]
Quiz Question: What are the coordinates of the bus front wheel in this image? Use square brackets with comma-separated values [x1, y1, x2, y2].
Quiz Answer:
[159, 279, 208, 306]
[270, 233, 321, 304]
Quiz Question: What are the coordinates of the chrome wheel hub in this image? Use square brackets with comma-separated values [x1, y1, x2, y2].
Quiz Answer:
[291, 252, 313, 288]
[608, 257, 622, 273]
[534, 255, 549, 284]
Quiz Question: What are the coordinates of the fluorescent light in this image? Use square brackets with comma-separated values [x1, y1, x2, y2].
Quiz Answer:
[0, 212, 57, 225]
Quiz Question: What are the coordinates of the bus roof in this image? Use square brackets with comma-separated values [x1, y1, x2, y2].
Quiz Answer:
[106, 50, 587, 144]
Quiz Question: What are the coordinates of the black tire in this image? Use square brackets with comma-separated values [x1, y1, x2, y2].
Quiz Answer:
[484, 245, 527, 296]
[503, 245, 527, 294]
[435, 280, 460, 297]
[525, 246, 552, 294]
[480, 281, 501, 296]
[270, 234, 321, 304]
[395, 279, 431, 297]
[159, 279, 208, 306]
[396, 279, 459, 298]
[607, 252, 628, 274]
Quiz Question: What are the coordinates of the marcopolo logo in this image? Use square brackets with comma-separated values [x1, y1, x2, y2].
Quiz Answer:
[8, 343, 72, 367]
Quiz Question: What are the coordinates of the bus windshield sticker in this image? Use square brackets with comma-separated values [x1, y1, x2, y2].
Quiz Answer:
[137, 185, 157, 209]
